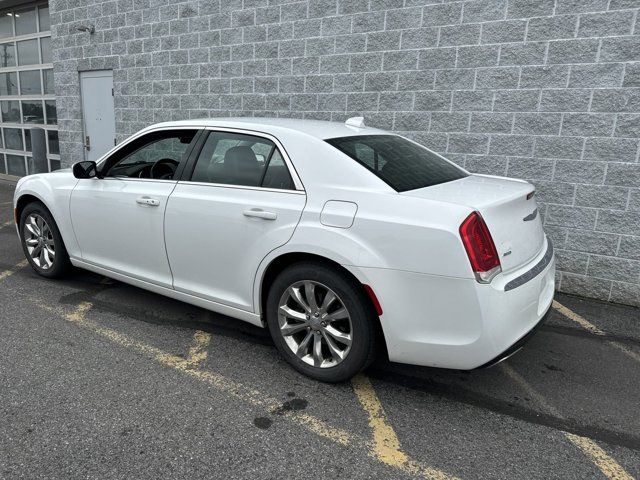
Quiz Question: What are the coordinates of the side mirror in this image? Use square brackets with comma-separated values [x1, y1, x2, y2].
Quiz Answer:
[72, 161, 99, 179]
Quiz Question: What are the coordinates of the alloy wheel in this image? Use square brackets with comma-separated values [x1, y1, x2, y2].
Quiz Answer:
[24, 213, 55, 270]
[277, 280, 353, 368]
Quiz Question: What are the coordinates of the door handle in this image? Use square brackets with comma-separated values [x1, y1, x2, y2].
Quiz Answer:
[136, 196, 160, 207]
[243, 208, 277, 220]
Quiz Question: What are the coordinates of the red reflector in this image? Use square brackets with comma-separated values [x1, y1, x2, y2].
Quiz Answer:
[459, 212, 500, 274]
[363, 284, 383, 316]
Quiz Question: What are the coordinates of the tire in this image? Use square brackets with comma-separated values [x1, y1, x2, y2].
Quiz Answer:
[266, 261, 377, 382]
[19, 202, 72, 279]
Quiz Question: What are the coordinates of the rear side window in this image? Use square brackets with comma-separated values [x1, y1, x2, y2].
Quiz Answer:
[326, 135, 467, 192]
[190, 131, 294, 190]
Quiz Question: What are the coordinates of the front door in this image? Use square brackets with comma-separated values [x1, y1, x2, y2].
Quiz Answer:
[70, 128, 199, 287]
[80, 70, 116, 162]
[164, 129, 306, 312]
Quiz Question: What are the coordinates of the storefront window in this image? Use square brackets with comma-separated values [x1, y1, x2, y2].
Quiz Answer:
[0, 3, 57, 176]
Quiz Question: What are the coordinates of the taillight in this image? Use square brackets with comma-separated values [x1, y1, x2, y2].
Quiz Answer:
[459, 212, 501, 284]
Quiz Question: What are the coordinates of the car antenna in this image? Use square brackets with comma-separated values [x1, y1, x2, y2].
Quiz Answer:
[345, 116, 365, 128]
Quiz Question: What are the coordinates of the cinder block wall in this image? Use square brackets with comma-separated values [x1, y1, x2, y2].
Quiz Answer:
[50, 0, 640, 306]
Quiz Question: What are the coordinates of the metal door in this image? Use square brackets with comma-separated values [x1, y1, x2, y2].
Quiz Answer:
[80, 70, 116, 162]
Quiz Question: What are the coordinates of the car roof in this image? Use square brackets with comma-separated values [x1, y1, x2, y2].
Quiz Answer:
[146, 117, 389, 140]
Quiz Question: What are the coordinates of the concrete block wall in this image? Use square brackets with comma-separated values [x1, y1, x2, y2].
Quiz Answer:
[49, 0, 640, 306]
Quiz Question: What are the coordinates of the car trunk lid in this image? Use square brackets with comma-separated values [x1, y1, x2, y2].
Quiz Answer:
[401, 174, 545, 272]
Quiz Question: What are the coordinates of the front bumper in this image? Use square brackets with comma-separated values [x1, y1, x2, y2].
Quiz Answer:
[347, 236, 555, 370]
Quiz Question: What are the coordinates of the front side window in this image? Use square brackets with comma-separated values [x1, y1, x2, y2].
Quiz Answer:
[103, 129, 197, 179]
[191, 131, 294, 190]
[326, 135, 467, 192]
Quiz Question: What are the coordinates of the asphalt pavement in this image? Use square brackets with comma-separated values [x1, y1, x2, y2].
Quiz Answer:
[0, 176, 638, 479]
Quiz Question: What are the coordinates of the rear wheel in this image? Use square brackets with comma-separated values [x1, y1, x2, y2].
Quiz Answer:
[19, 202, 71, 278]
[266, 262, 377, 382]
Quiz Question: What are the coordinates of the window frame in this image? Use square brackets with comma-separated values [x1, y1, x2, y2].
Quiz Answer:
[180, 126, 304, 193]
[97, 126, 201, 183]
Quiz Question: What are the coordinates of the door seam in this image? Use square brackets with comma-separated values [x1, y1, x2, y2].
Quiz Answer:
[163, 181, 180, 290]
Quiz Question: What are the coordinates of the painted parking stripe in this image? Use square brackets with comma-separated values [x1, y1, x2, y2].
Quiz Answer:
[552, 301, 605, 336]
[352, 374, 408, 465]
[553, 300, 640, 363]
[0, 259, 28, 282]
[31, 299, 458, 480]
[351, 374, 459, 480]
[501, 364, 633, 480]
[185, 330, 212, 368]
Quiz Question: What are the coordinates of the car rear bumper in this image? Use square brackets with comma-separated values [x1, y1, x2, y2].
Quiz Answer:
[474, 304, 551, 369]
[346, 236, 555, 370]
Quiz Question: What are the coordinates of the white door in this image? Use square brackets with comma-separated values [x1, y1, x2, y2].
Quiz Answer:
[80, 70, 116, 162]
[70, 128, 199, 287]
[165, 130, 306, 312]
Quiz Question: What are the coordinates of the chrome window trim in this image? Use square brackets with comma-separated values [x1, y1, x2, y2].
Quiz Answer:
[200, 125, 305, 192]
[504, 238, 554, 292]
[94, 124, 306, 193]
[178, 180, 306, 195]
[99, 177, 177, 185]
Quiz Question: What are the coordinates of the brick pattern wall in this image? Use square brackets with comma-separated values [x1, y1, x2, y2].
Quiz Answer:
[50, 0, 640, 306]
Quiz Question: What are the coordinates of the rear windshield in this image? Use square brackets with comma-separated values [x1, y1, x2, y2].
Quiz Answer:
[326, 134, 467, 192]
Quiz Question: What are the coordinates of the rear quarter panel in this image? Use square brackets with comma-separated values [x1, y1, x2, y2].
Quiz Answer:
[296, 189, 475, 276]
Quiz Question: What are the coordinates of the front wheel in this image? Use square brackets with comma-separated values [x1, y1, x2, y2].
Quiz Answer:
[19, 202, 71, 278]
[266, 262, 378, 382]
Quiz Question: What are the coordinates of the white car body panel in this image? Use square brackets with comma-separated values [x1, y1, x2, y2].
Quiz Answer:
[14, 117, 555, 370]
[13, 170, 80, 257]
[165, 182, 306, 311]
[70, 178, 176, 288]
[403, 174, 545, 272]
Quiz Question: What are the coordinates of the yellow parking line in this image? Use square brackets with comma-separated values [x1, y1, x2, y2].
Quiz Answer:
[564, 433, 635, 480]
[351, 374, 459, 480]
[185, 330, 212, 368]
[352, 374, 408, 465]
[553, 300, 639, 363]
[0, 259, 28, 281]
[31, 298, 458, 480]
[501, 364, 633, 480]
[552, 300, 605, 335]
[610, 342, 640, 363]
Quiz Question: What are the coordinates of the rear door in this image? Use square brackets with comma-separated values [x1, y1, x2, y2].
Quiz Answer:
[164, 129, 305, 312]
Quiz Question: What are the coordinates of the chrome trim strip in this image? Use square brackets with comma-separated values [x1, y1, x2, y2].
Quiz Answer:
[95, 124, 306, 192]
[178, 180, 306, 194]
[101, 177, 177, 184]
[504, 238, 554, 292]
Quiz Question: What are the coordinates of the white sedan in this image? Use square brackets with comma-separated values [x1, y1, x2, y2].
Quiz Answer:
[13, 117, 555, 382]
